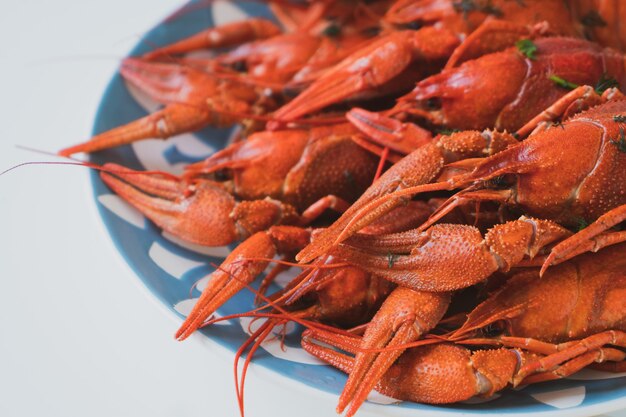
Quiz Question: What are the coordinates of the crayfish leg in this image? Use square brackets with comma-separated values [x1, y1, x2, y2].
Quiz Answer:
[515, 330, 626, 384]
[521, 347, 626, 386]
[516, 86, 624, 138]
[445, 20, 543, 69]
[541, 203, 626, 276]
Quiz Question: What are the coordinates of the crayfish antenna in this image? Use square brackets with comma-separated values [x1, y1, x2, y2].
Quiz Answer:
[234, 318, 276, 417]
[209, 268, 363, 417]
[0, 160, 92, 177]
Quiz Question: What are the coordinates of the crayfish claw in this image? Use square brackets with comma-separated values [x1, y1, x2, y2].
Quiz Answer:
[175, 232, 278, 340]
[59, 58, 258, 156]
[100, 164, 241, 246]
[338, 287, 450, 416]
[176, 226, 311, 340]
[60, 103, 211, 156]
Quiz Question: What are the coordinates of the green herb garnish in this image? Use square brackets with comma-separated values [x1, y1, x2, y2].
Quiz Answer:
[516, 39, 537, 60]
[549, 75, 579, 90]
[387, 252, 399, 269]
[595, 73, 619, 94]
[437, 128, 461, 136]
[610, 126, 626, 153]
[576, 217, 589, 232]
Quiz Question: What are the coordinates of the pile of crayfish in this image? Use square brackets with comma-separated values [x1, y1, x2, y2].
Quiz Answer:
[61, 0, 626, 416]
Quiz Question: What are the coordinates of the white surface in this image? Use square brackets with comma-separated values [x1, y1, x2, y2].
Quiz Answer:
[0, 2, 625, 417]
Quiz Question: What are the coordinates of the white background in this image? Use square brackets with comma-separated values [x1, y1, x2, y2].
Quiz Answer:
[0, 2, 625, 417]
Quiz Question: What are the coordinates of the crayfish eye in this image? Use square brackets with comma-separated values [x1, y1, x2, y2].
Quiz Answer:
[361, 26, 382, 37]
[231, 61, 248, 73]
[484, 175, 514, 189]
[213, 169, 231, 182]
[481, 321, 505, 337]
[402, 21, 423, 30]
[425, 97, 442, 110]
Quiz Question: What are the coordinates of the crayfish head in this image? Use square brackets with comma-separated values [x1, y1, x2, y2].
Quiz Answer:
[399, 49, 528, 130]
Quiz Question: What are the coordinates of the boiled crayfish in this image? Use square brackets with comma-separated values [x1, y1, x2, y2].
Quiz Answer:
[282, 93, 626, 416]
[303, 242, 626, 409]
[60, 0, 598, 156]
[53, 1, 626, 417]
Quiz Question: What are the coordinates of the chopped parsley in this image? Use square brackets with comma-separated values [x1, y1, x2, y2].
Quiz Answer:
[549, 75, 579, 90]
[576, 217, 589, 232]
[437, 128, 461, 136]
[610, 126, 626, 153]
[516, 39, 537, 60]
[595, 73, 620, 94]
[387, 252, 398, 269]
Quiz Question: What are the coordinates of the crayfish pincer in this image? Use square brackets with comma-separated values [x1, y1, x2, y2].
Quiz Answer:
[304, 242, 626, 412]
[52, 2, 626, 416]
[269, 0, 587, 126]
[97, 126, 378, 247]
[175, 225, 395, 341]
[300, 94, 626, 277]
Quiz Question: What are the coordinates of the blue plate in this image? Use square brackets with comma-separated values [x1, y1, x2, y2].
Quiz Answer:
[90, 1, 626, 415]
